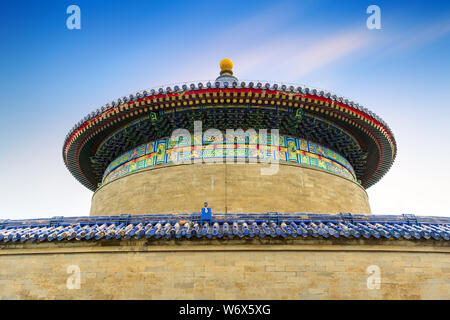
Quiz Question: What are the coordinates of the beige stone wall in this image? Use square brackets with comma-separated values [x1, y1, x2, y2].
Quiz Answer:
[0, 239, 448, 299]
[91, 163, 370, 216]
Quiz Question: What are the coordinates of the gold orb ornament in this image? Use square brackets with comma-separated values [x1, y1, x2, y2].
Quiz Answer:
[219, 58, 233, 75]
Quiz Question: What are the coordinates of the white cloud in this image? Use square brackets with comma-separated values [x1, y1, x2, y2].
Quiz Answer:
[380, 18, 450, 56]
[233, 29, 371, 81]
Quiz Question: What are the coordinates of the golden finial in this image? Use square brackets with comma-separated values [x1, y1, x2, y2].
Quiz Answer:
[220, 58, 233, 75]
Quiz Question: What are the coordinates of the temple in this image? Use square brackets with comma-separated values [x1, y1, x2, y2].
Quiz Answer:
[63, 59, 395, 215]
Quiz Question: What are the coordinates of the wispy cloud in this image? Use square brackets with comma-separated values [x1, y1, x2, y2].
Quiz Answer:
[161, 27, 373, 85]
[381, 17, 450, 55]
[234, 28, 372, 82]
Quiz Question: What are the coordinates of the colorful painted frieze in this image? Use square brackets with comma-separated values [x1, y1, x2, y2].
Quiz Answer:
[102, 134, 357, 185]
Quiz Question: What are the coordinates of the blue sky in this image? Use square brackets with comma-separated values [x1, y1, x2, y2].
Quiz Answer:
[0, 0, 449, 219]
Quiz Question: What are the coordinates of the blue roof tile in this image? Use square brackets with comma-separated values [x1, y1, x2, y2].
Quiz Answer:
[0, 213, 449, 244]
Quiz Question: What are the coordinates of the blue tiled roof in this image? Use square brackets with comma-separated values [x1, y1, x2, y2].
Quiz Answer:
[0, 213, 449, 243]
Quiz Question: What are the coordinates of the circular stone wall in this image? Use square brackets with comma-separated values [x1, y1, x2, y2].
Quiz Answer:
[90, 162, 370, 216]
